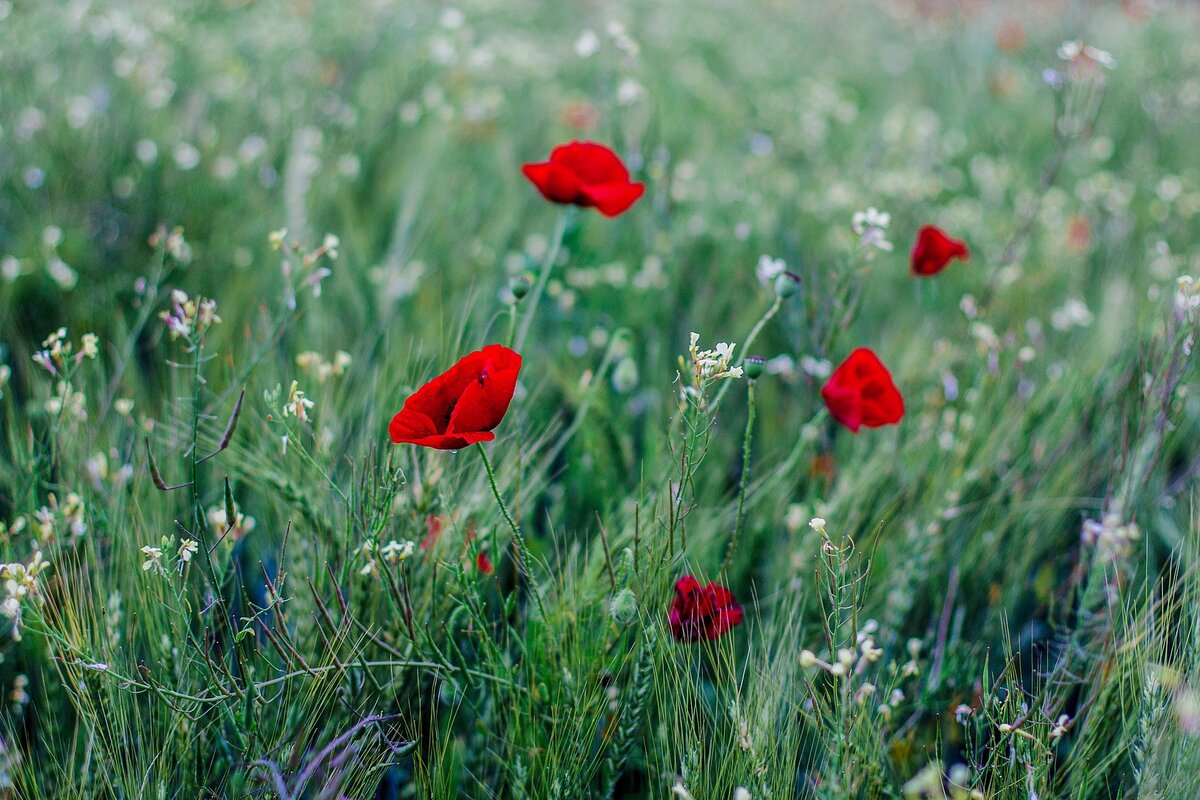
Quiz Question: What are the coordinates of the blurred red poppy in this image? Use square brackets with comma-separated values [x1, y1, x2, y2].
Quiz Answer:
[522, 141, 644, 217]
[910, 225, 969, 276]
[476, 551, 495, 576]
[668, 575, 743, 642]
[821, 348, 905, 433]
[389, 344, 522, 450]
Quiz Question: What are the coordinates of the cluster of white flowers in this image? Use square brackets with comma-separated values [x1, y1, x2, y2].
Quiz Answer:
[1081, 512, 1140, 562]
[295, 350, 352, 383]
[141, 536, 199, 575]
[799, 620, 886, 679]
[0, 551, 49, 641]
[282, 380, 315, 423]
[359, 539, 417, 577]
[86, 451, 134, 490]
[45, 381, 87, 422]
[159, 289, 220, 340]
[851, 207, 893, 255]
[380, 539, 416, 566]
[149, 225, 191, 262]
[32, 327, 98, 375]
[29, 492, 87, 542]
[270, 229, 339, 307]
[1057, 40, 1116, 71]
[688, 332, 743, 382]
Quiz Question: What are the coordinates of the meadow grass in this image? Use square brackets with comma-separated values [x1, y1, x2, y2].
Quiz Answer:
[2, 0, 1200, 797]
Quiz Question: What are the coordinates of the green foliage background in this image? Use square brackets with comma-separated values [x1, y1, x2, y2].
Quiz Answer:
[1, 0, 1200, 797]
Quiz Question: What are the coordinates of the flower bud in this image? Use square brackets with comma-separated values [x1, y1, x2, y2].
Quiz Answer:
[774, 271, 802, 299]
[743, 355, 765, 381]
[509, 275, 531, 300]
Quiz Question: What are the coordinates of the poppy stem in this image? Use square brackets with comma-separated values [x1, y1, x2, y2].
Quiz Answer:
[721, 379, 756, 575]
[711, 295, 783, 409]
[513, 208, 571, 352]
[475, 442, 546, 616]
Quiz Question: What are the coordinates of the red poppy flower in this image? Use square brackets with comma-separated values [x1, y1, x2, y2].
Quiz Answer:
[821, 348, 905, 433]
[476, 551, 494, 576]
[667, 575, 744, 642]
[521, 141, 645, 217]
[389, 344, 522, 450]
[910, 225, 969, 276]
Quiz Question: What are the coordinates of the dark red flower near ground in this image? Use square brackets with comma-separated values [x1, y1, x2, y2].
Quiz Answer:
[389, 344, 522, 450]
[667, 575, 744, 642]
[521, 141, 645, 217]
[476, 551, 494, 576]
[821, 348, 905, 433]
[910, 225, 970, 276]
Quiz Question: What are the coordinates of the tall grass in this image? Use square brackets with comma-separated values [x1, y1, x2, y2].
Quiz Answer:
[1, 0, 1200, 797]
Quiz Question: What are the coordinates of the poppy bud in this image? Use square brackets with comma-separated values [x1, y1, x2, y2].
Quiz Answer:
[744, 355, 765, 381]
[774, 271, 802, 299]
[509, 275, 531, 300]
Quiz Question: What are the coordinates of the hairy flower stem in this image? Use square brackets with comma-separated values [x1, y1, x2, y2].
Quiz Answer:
[476, 443, 546, 616]
[514, 208, 571, 352]
[720, 380, 756, 575]
[711, 295, 783, 409]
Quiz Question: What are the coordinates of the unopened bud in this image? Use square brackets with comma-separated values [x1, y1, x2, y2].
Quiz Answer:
[744, 355, 765, 381]
[509, 275, 531, 300]
[774, 271, 802, 299]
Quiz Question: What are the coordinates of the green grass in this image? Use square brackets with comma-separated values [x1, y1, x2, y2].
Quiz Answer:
[2, 0, 1200, 797]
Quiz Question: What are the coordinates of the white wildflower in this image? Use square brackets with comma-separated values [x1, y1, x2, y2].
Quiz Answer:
[380, 539, 416, 565]
[756, 254, 786, 286]
[283, 380, 315, 422]
[177, 539, 198, 565]
[852, 207, 893, 254]
[141, 545, 164, 573]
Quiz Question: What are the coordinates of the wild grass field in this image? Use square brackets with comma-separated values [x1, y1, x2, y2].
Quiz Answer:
[2, 0, 1200, 797]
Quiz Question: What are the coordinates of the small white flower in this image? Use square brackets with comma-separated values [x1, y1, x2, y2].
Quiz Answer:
[283, 380, 315, 423]
[79, 332, 99, 359]
[574, 29, 601, 58]
[177, 539, 198, 565]
[851, 207, 893, 254]
[322, 233, 340, 259]
[756, 254, 786, 286]
[141, 545, 164, 573]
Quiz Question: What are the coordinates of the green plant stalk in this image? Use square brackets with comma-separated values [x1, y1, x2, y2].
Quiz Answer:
[720, 379, 755, 575]
[513, 208, 571, 352]
[476, 442, 546, 617]
[712, 295, 783, 409]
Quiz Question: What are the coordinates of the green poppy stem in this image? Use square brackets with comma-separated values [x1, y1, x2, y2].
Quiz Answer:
[476, 442, 546, 616]
[513, 208, 571, 352]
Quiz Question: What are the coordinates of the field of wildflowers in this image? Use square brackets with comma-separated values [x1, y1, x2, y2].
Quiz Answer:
[2, 0, 1200, 797]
